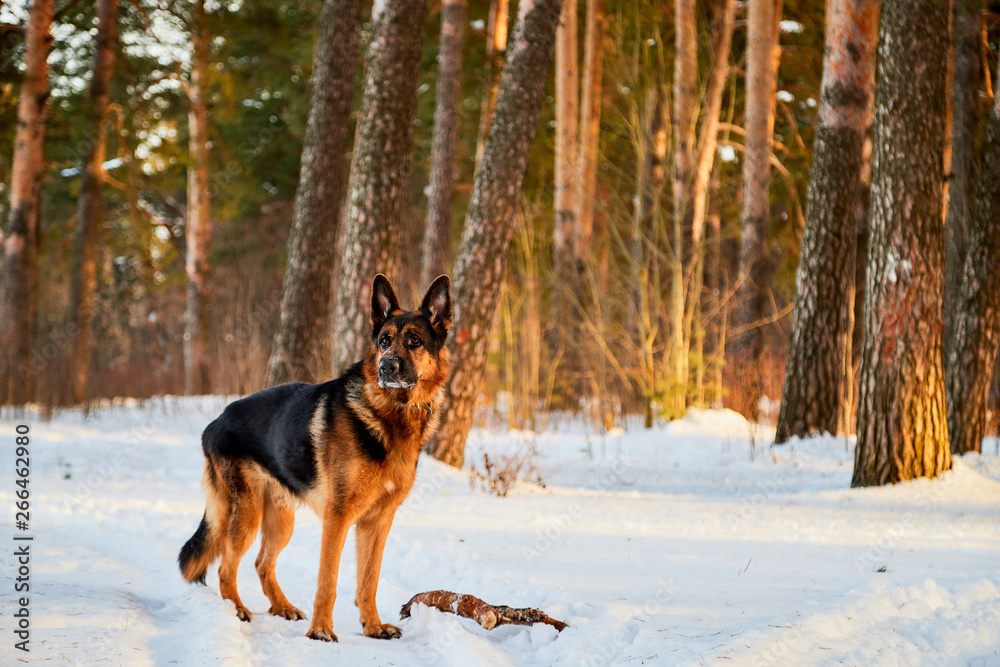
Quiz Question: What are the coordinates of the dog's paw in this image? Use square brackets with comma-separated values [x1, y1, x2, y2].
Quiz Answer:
[306, 626, 338, 642]
[269, 604, 306, 621]
[364, 622, 402, 640]
[235, 606, 253, 623]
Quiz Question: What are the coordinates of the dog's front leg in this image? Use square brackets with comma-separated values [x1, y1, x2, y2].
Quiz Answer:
[306, 507, 351, 641]
[355, 505, 402, 639]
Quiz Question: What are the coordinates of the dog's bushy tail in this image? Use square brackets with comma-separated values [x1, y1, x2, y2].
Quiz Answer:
[178, 512, 217, 584]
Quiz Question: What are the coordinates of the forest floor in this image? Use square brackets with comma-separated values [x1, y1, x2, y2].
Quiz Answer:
[1, 398, 999, 666]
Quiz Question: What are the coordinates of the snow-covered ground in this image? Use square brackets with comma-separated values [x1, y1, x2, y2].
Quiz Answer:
[1, 398, 999, 666]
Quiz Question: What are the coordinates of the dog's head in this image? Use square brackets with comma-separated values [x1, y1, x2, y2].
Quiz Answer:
[369, 274, 452, 394]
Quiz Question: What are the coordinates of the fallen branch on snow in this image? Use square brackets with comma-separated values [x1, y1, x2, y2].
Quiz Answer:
[399, 590, 568, 632]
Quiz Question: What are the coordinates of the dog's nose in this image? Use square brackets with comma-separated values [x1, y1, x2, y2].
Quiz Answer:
[380, 356, 400, 374]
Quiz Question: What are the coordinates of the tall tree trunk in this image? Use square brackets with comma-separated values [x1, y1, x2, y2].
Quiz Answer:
[774, 0, 878, 443]
[670, 0, 697, 409]
[429, 0, 564, 467]
[68, 0, 118, 404]
[686, 0, 736, 406]
[268, 0, 362, 385]
[852, 0, 950, 487]
[943, 0, 985, 358]
[420, 0, 467, 288]
[735, 0, 782, 421]
[184, 0, 212, 396]
[572, 0, 603, 256]
[331, 0, 428, 374]
[474, 0, 511, 170]
[0, 0, 53, 406]
[553, 0, 578, 284]
[946, 63, 1000, 455]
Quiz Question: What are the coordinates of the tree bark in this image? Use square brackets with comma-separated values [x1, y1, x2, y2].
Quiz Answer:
[852, 0, 951, 486]
[331, 0, 429, 374]
[735, 0, 782, 421]
[429, 0, 564, 467]
[474, 0, 511, 170]
[943, 0, 985, 358]
[774, 0, 878, 443]
[945, 64, 1000, 455]
[68, 0, 119, 404]
[184, 0, 212, 396]
[670, 0, 697, 406]
[572, 0, 603, 256]
[267, 0, 363, 385]
[553, 0, 578, 285]
[420, 0, 467, 289]
[0, 0, 53, 406]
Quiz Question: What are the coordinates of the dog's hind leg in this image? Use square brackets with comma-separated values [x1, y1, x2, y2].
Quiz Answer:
[256, 496, 305, 620]
[217, 465, 263, 623]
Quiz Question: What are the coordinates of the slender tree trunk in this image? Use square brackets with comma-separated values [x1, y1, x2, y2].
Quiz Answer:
[573, 0, 603, 256]
[670, 0, 697, 408]
[686, 0, 736, 405]
[184, 0, 212, 396]
[474, 0, 510, 170]
[331, 0, 428, 374]
[553, 0, 578, 283]
[0, 0, 53, 406]
[268, 0, 363, 385]
[943, 0, 985, 358]
[774, 0, 878, 443]
[429, 0, 564, 467]
[735, 0, 782, 421]
[421, 0, 467, 289]
[68, 0, 118, 404]
[946, 63, 1000, 455]
[852, 0, 950, 487]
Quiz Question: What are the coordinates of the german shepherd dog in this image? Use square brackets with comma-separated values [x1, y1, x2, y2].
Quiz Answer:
[178, 274, 451, 642]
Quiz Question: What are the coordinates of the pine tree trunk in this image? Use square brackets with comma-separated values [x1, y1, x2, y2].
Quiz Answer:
[331, 0, 429, 374]
[184, 0, 212, 396]
[268, 0, 362, 385]
[0, 0, 53, 406]
[553, 0, 578, 282]
[852, 0, 951, 487]
[687, 0, 736, 406]
[429, 0, 564, 467]
[943, 0, 985, 358]
[68, 0, 118, 404]
[670, 0, 697, 408]
[735, 0, 782, 421]
[474, 0, 511, 170]
[572, 0, 603, 256]
[774, 0, 877, 443]
[420, 0, 467, 289]
[946, 65, 1000, 456]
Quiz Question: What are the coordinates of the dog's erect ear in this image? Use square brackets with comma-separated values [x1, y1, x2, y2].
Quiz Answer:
[420, 275, 452, 338]
[370, 274, 400, 338]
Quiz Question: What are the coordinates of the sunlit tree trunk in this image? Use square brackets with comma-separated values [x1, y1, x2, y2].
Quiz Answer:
[184, 0, 212, 395]
[774, 0, 878, 443]
[474, 0, 510, 170]
[68, 0, 119, 404]
[943, 0, 985, 357]
[421, 0, 467, 288]
[573, 0, 603, 256]
[429, 0, 564, 467]
[1, 0, 53, 406]
[331, 0, 429, 374]
[853, 0, 951, 486]
[946, 63, 1000, 456]
[553, 0, 578, 283]
[268, 0, 362, 385]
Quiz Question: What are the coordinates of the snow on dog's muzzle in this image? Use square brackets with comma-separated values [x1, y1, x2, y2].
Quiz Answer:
[378, 356, 416, 390]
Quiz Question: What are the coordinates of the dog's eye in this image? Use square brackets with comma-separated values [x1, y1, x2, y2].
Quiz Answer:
[407, 335, 422, 349]
[379, 334, 391, 349]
